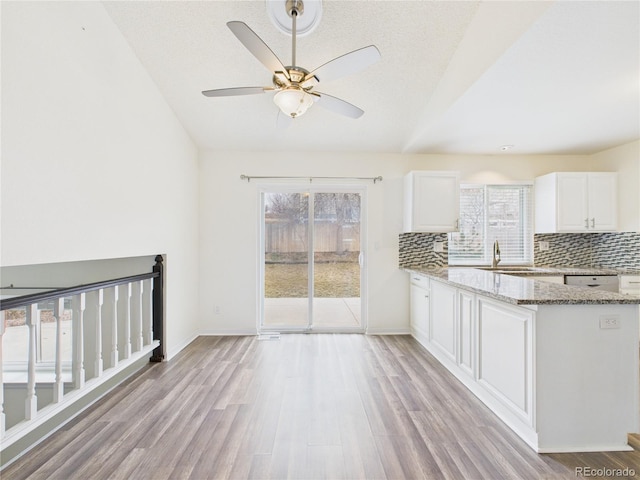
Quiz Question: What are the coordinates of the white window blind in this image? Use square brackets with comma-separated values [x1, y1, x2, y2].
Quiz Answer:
[448, 184, 533, 265]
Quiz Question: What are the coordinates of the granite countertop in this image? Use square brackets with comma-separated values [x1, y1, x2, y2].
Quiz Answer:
[406, 267, 640, 305]
[481, 266, 640, 276]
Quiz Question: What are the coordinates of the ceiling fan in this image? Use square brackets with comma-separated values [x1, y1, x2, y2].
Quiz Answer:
[201, 0, 381, 125]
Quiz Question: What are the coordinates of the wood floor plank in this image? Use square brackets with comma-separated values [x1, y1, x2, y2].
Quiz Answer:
[338, 410, 387, 479]
[425, 441, 470, 480]
[168, 407, 225, 478]
[372, 434, 409, 479]
[235, 378, 285, 456]
[3, 334, 639, 479]
[185, 405, 240, 479]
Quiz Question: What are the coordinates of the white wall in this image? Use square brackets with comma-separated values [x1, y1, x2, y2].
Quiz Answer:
[407, 153, 591, 183]
[198, 151, 408, 335]
[590, 140, 640, 232]
[1, 255, 156, 290]
[199, 150, 639, 334]
[1, 2, 200, 358]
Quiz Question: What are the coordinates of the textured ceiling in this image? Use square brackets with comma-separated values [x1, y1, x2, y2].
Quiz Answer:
[103, 0, 640, 155]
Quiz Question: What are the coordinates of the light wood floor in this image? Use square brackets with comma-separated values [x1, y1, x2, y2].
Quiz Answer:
[3, 334, 639, 479]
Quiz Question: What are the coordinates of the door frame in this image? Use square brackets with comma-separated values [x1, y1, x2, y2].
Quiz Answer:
[257, 183, 368, 334]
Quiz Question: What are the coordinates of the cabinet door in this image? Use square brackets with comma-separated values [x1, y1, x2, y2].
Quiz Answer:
[430, 281, 457, 361]
[410, 281, 430, 343]
[620, 276, 640, 341]
[477, 298, 534, 424]
[556, 173, 589, 232]
[588, 173, 617, 231]
[405, 171, 459, 232]
[457, 290, 475, 378]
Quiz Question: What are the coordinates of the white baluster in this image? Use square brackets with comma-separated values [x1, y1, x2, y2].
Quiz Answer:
[94, 289, 104, 377]
[72, 294, 86, 389]
[53, 298, 65, 403]
[120, 284, 131, 359]
[35, 303, 42, 365]
[0, 310, 6, 438]
[104, 286, 119, 368]
[142, 278, 153, 346]
[25, 304, 38, 420]
[131, 281, 143, 353]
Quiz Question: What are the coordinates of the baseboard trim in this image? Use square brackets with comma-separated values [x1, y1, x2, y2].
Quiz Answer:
[366, 328, 411, 335]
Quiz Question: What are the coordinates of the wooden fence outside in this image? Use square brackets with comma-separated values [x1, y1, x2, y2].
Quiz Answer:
[265, 221, 360, 253]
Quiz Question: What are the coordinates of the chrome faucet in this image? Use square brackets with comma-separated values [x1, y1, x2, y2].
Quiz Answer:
[492, 240, 501, 267]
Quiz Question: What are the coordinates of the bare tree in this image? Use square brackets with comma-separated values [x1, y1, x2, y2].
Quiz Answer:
[266, 193, 308, 223]
[314, 193, 360, 254]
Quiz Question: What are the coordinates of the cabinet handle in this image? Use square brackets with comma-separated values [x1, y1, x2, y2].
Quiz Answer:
[455, 218, 459, 230]
[628, 281, 640, 284]
[591, 218, 595, 228]
[584, 218, 589, 228]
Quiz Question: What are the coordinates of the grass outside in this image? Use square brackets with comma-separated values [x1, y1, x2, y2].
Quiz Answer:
[265, 253, 360, 298]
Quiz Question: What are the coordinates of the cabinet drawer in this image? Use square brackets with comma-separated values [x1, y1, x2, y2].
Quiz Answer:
[410, 274, 430, 290]
[620, 276, 640, 293]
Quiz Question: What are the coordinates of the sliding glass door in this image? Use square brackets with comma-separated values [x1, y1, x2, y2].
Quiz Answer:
[261, 187, 364, 333]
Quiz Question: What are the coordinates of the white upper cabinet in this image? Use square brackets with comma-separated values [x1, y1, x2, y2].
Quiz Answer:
[404, 171, 460, 232]
[534, 172, 617, 233]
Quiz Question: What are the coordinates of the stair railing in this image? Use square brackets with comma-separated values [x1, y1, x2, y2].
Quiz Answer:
[0, 255, 164, 451]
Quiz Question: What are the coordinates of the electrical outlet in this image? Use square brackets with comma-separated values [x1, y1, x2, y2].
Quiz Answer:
[599, 315, 620, 329]
[214, 305, 221, 315]
[433, 241, 444, 253]
[539, 241, 550, 251]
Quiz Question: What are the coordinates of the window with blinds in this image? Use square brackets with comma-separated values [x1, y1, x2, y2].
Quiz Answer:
[448, 184, 534, 265]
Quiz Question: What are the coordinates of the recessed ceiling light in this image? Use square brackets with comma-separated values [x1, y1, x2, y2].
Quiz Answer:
[500, 144, 515, 151]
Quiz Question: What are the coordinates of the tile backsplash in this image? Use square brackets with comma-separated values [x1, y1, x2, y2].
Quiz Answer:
[400, 231, 640, 270]
[534, 232, 640, 270]
[399, 233, 448, 268]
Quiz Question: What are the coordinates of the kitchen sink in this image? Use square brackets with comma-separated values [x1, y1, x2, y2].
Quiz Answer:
[474, 266, 550, 275]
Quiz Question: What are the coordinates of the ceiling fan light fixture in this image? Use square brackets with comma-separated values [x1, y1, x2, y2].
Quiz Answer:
[274, 87, 313, 117]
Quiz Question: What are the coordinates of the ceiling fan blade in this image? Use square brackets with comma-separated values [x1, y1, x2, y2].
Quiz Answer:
[313, 92, 364, 119]
[304, 45, 381, 84]
[202, 87, 270, 97]
[227, 21, 289, 79]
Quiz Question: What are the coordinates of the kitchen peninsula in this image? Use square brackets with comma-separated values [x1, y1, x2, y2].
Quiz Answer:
[406, 267, 640, 453]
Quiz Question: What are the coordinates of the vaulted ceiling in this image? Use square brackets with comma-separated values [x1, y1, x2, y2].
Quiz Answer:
[103, 0, 639, 155]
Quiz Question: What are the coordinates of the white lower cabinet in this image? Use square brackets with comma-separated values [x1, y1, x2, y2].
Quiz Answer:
[477, 297, 534, 425]
[413, 278, 536, 443]
[429, 280, 457, 362]
[457, 290, 475, 378]
[409, 275, 639, 453]
[620, 275, 640, 340]
[409, 274, 430, 344]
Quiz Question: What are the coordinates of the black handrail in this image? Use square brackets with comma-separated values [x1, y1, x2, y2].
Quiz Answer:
[0, 272, 158, 311]
[0, 255, 165, 361]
